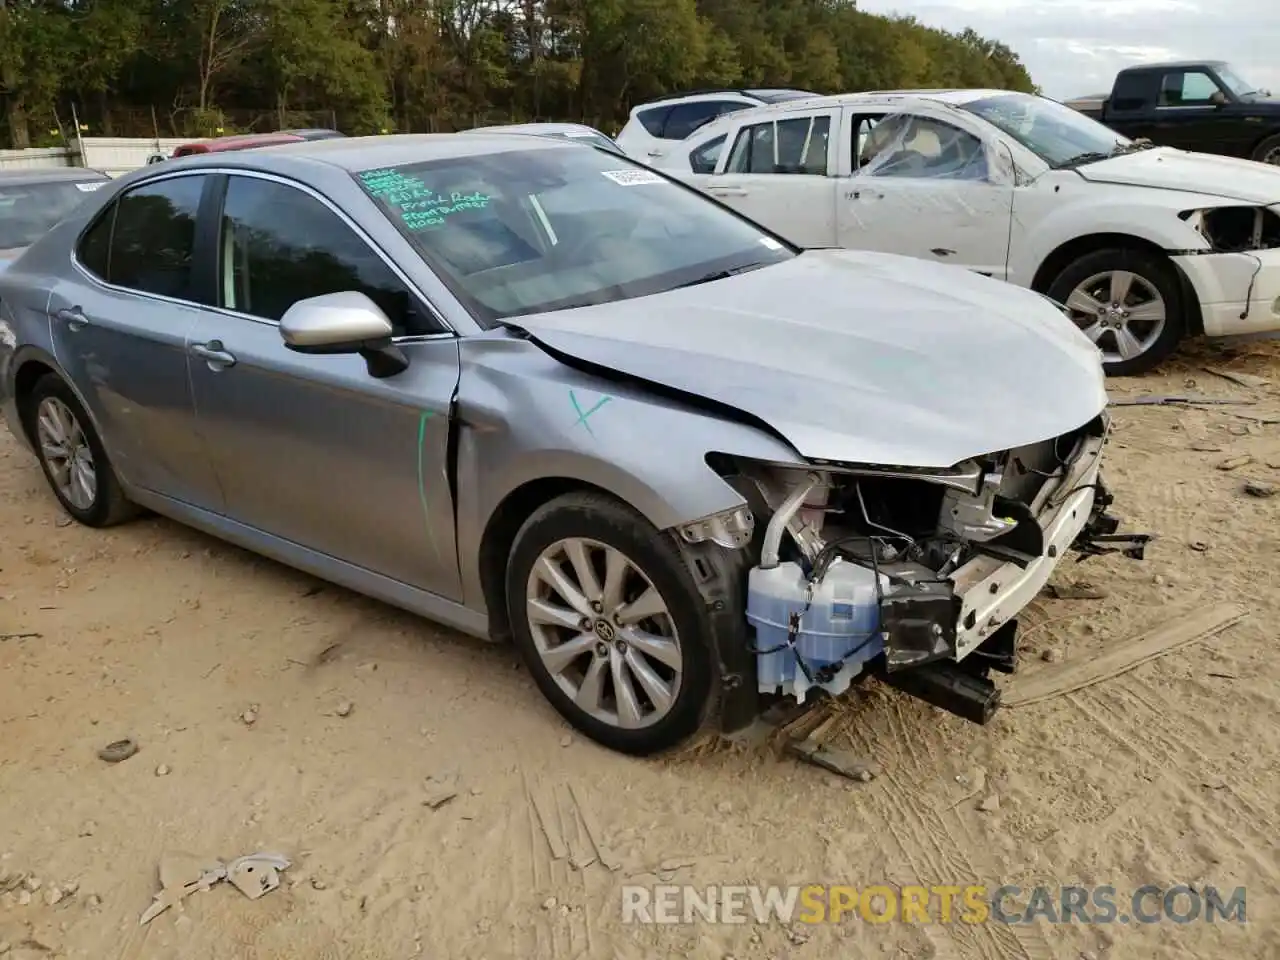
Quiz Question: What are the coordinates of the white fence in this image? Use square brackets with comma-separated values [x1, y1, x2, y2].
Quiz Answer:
[0, 137, 190, 177]
[0, 147, 72, 171]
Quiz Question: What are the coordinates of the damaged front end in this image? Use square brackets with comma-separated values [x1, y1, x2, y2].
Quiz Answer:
[699, 411, 1150, 729]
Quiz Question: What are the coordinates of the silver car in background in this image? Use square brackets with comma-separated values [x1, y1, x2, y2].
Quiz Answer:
[0, 134, 1145, 755]
[462, 122, 625, 155]
[0, 168, 111, 264]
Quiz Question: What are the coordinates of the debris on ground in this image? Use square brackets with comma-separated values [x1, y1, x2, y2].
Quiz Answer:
[1217, 454, 1254, 471]
[529, 782, 568, 859]
[422, 775, 459, 810]
[978, 794, 1000, 813]
[1005, 603, 1248, 707]
[1041, 648, 1064, 663]
[139, 851, 290, 925]
[0, 632, 40, 642]
[1244, 479, 1277, 498]
[1203, 366, 1271, 389]
[241, 705, 259, 726]
[334, 700, 354, 718]
[1109, 393, 1255, 407]
[1046, 581, 1109, 600]
[787, 738, 878, 783]
[155, 764, 171, 777]
[96, 739, 138, 763]
[569, 783, 620, 871]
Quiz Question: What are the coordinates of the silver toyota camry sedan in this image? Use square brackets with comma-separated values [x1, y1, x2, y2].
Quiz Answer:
[0, 134, 1147, 755]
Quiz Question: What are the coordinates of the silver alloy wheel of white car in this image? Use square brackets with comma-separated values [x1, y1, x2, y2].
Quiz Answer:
[1065, 269, 1167, 365]
[524, 536, 683, 730]
[35, 396, 97, 510]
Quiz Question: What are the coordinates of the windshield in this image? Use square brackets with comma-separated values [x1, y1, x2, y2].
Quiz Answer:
[354, 146, 795, 324]
[0, 178, 106, 249]
[1216, 64, 1261, 98]
[961, 92, 1131, 169]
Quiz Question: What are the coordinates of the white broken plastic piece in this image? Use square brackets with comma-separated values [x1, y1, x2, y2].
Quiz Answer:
[139, 850, 290, 924]
[226, 853, 290, 900]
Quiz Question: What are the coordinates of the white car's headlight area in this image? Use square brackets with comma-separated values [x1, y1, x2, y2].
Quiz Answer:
[1180, 205, 1280, 253]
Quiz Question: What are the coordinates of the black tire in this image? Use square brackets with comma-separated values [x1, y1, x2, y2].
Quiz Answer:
[1250, 133, 1280, 166]
[22, 373, 137, 527]
[1046, 246, 1186, 376]
[505, 491, 716, 756]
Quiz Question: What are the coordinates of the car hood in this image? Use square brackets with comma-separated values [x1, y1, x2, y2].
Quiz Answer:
[1076, 147, 1280, 202]
[512, 250, 1108, 468]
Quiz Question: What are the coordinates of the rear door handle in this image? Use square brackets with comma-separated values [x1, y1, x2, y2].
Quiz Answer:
[707, 187, 748, 197]
[189, 340, 237, 369]
[55, 307, 89, 331]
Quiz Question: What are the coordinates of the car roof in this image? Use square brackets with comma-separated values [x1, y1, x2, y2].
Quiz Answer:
[156, 132, 577, 176]
[691, 88, 1024, 125]
[1117, 60, 1226, 72]
[466, 122, 610, 138]
[0, 167, 111, 184]
[631, 88, 818, 112]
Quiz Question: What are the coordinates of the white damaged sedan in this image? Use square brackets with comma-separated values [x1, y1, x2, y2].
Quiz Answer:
[654, 89, 1280, 375]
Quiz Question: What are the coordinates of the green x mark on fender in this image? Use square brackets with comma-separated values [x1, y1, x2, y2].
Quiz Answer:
[570, 390, 612, 436]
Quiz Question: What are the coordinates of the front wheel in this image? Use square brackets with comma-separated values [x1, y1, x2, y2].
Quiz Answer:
[505, 491, 716, 756]
[1047, 247, 1187, 376]
[1251, 133, 1280, 165]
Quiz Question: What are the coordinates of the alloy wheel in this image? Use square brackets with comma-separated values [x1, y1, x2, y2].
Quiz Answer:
[35, 396, 97, 511]
[524, 537, 683, 730]
[1065, 270, 1167, 365]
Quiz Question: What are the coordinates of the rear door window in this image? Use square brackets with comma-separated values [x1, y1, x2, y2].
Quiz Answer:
[95, 174, 211, 303]
[726, 114, 832, 174]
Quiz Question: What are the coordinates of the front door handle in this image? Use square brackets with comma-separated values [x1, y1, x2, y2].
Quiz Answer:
[190, 340, 237, 369]
[55, 307, 89, 331]
[707, 187, 748, 197]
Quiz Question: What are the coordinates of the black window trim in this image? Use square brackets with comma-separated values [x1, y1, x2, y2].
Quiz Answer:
[70, 167, 456, 342]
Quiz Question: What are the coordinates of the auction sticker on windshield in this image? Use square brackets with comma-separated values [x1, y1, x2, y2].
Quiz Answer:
[601, 169, 667, 186]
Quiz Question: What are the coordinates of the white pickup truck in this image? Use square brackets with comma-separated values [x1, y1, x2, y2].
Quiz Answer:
[648, 89, 1280, 375]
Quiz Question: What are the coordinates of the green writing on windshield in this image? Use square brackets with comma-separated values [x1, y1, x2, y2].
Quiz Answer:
[358, 168, 492, 231]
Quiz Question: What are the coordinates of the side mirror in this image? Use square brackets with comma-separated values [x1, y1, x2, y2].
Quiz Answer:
[1210, 90, 1227, 107]
[279, 291, 409, 379]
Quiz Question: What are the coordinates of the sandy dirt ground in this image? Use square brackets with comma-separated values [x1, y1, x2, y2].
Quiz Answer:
[2, 339, 1279, 960]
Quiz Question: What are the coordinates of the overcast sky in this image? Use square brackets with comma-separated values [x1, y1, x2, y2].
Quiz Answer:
[856, 0, 1280, 101]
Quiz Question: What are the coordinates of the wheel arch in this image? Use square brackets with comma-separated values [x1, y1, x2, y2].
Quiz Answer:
[1030, 232, 1204, 337]
[478, 477, 634, 644]
[12, 355, 72, 444]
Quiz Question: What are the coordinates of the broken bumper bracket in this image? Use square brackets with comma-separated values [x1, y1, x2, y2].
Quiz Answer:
[1069, 480, 1153, 561]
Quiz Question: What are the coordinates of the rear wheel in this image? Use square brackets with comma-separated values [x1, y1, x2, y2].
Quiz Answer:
[23, 374, 136, 527]
[1047, 247, 1186, 376]
[1251, 133, 1280, 165]
[505, 491, 716, 756]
